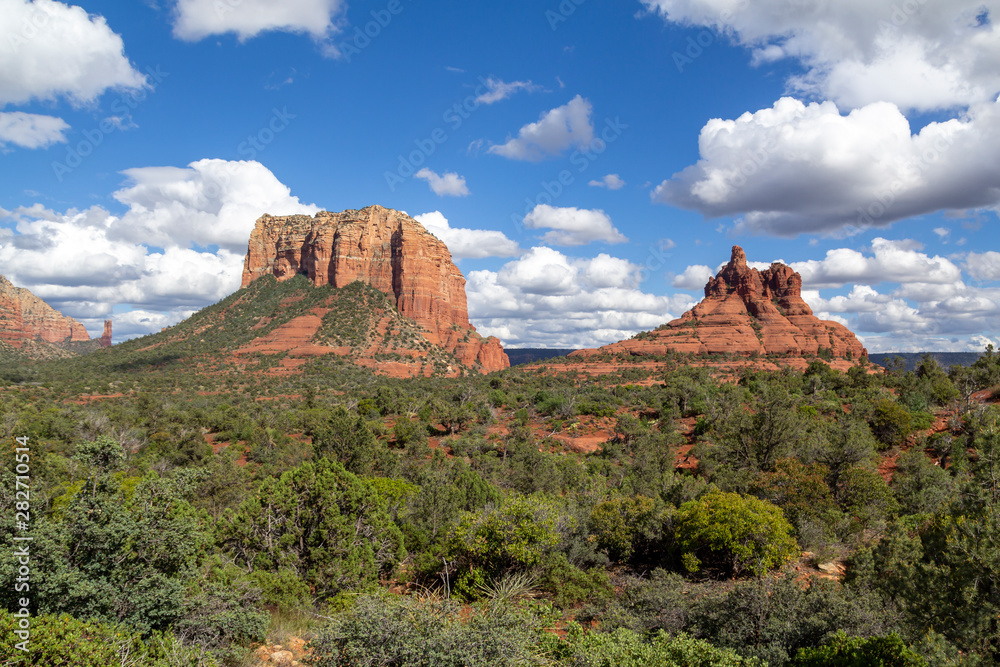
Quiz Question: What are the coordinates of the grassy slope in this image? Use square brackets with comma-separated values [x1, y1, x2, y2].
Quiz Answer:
[26, 275, 470, 383]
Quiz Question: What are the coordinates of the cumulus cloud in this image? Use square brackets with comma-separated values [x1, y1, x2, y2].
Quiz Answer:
[654, 97, 1000, 237]
[784, 238, 1000, 353]
[0, 0, 147, 106]
[172, 0, 345, 41]
[0, 204, 245, 334]
[641, 0, 1000, 112]
[671, 264, 714, 290]
[488, 96, 594, 161]
[414, 168, 470, 197]
[474, 77, 540, 105]
[588, 174, 626, 190]
[965, 251, 1000, 282]
[0, 159, 319, 339]
[113, 309, 193, 339]
[0, 112, 69, 149]
[109, 159, 319, 253]
[789, 238, 962, 289]
[467, 247, 680, 348]
[522, 204, 628, 246]
[413, 211, 520, 260]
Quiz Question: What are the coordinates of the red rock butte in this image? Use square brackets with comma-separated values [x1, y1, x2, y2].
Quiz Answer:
[241, 205, 509, 372]
[571, 245, 867, 364]
[0, 274, 91, 348]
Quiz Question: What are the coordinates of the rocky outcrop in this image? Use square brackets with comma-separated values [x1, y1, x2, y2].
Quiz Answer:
[571, 246, 867, 363]
[241, 205, 509, 372]
[101, 320, 112, 348]
[0, 275, 91, 348]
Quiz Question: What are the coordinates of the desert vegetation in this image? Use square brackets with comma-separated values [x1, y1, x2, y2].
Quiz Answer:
[2, 312, 1000, 666]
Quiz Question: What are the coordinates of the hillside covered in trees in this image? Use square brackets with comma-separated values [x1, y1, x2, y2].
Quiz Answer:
[4, 293, 1000, 665]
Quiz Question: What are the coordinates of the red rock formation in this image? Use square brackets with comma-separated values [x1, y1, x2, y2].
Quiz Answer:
[571, 246, 867, 363]
[101, 320, 112, 348]
[241, 205, 509, 372]
[0, 275, 91, 348]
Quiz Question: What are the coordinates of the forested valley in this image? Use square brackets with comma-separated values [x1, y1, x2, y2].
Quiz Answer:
[4, 345, 1000, 666]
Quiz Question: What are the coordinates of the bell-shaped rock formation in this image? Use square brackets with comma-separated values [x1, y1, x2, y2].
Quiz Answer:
[241, 205, 509, 372]
[572, 246, 867, 363]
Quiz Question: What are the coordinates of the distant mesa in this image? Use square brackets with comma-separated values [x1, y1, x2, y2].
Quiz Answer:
[241, 205, 509, 374]
[0, 275, 108, 359]
[571, 246, 867, 368]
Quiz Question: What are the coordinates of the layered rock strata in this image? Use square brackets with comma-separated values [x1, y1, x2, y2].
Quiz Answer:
[571, 246, 867, 362]
[0, 275, 91, 347]
[241, 205, 509, 372]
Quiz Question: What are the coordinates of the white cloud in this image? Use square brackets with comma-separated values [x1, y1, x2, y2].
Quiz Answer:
[588, 174, 626, 190]
[172, 0, 345, 41]
[790, 238, 962, 289]
[789, 237, 1000, 352]
[467, 247, 676, 347]
[0, 0, 147, 106]
[413, 168, 470, 197]
[498, 247, 581, 296]
[474, 77, 539, 105]
[0, 112, 68, 149]
[488, 96, 594, 161]
[0, 159, 319, 339]
[671, 264, 713, 290]
[111, 309, 191, 339]
[965, 251, 1000, 282]
[653, 97, 1000, 237]
[109, 159, 319, 253]
[641, 0, 1000, 112]
[522, 204, 628, 246]
[0, 203, 246, 336]
[413, 211, 519, 260]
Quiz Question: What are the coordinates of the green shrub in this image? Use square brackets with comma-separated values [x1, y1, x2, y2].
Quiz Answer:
[838, 466, 899, 531]
[565, 627, 764, 667]
[673, 491, 798, 577]
[537, 552, 612, 608]
[589, 494, 666, 563]
[447, 495, 562, 593]
[749, 458, 837, 530]
[910, 411, 934, 431]
[218, 458, 405, 597]
[868, 398, 912, 450]
[305, 594, 545, 667]
[0, 610, 215, 666]
[792, 631, 926, 666]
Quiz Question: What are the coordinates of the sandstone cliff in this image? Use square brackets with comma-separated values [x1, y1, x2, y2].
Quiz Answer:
[571, 246, 867, 363]
[241, 205, 509, 373]
[0, 275, 92, 350]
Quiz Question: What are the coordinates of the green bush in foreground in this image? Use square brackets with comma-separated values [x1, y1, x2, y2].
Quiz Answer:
[792, 631, 926, 666]
[566, 627, 765, 667]
[305, 594, 546, 667]
[0, 610, 215, 666]
[673, 491, 799, 577]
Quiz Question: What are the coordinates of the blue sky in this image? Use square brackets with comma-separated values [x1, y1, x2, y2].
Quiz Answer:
[1, 0, 999, 352]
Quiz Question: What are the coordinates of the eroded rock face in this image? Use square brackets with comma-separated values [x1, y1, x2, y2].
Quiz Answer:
[241, 205, 509, 372]
[572, 246, 867, 363]
[101, 320, 112, 348]
[0, 275, 91, 347]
